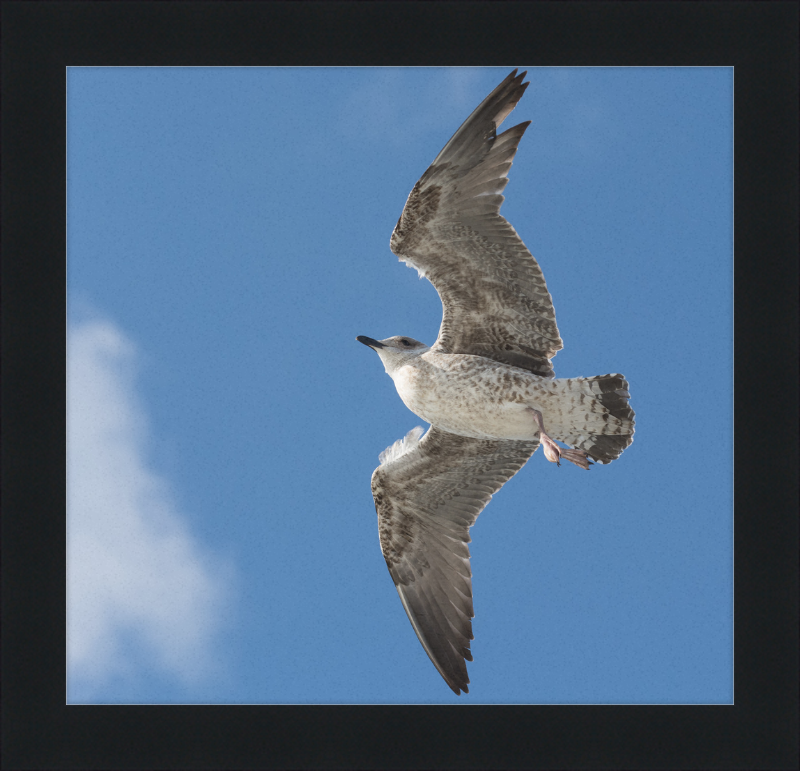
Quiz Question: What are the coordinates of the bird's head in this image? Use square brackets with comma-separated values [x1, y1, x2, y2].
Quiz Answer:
[356, 335, 429, 374]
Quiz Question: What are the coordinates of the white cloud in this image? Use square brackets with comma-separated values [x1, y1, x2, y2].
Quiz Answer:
[67, 318, 234, 697]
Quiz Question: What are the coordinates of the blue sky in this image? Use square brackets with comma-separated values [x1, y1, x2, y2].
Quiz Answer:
[67, 67, 732, 704]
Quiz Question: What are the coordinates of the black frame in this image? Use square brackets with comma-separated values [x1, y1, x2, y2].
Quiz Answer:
[2, 2, 797, 769]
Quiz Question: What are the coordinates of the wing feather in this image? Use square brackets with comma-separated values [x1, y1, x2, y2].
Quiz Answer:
[371, 426, 538, 694]
[390, 69, 562, 378]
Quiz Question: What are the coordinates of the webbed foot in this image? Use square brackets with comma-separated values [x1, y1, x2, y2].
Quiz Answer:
[559, 448, 593, 470]
[528, 408, 593, 470]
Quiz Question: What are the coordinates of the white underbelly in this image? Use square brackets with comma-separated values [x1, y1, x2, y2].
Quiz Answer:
[422, 401, 535, 440]
[392, 360, 547, 441]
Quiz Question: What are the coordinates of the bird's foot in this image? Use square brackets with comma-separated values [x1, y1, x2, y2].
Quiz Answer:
[559, 448, 593, 470]
[539, 433, 563, 466]
[529, 407, 593, 470]
[540, 433, 592, 470]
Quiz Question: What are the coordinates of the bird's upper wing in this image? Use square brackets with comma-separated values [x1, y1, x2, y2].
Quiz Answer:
[390, 69, 562, 378]
[371, 425, 538, 695]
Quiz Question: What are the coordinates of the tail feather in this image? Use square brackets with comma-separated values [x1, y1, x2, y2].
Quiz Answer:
[550, 374, 635, 465]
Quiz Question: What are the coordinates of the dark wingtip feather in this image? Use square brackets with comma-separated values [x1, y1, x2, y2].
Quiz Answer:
[429, 68, 532, 170]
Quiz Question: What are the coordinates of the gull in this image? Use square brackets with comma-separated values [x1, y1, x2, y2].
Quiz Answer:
[357, 69, 635, 695]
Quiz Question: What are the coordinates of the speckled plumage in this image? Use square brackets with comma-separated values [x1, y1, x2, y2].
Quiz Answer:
[358, 70, 634, 695]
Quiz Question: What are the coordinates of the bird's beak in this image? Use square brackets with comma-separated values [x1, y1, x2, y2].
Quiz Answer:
[356, 336, 386, 349]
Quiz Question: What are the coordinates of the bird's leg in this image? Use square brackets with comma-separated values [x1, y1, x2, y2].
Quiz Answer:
[527, 408, 592, 470]
[527, 408, 562, 465]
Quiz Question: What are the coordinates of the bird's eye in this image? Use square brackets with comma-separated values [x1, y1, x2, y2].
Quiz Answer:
[401, 339, 410, 346]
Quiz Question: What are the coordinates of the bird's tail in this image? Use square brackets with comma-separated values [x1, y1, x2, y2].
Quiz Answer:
[547, 374, 635, 465]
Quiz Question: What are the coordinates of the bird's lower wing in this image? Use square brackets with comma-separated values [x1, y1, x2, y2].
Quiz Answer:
[371, 426, 538, 694]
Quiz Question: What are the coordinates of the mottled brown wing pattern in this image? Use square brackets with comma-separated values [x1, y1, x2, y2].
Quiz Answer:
[390, 69, 563, 378]
[371, 426, 538, 695]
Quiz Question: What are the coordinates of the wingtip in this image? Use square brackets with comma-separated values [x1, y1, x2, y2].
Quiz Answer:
[510, 68, 529, 87]
[446, 680, 469, 696]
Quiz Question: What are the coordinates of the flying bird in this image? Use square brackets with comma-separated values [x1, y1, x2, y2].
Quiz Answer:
[357, 69, 634, 695]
